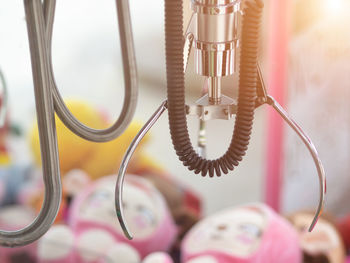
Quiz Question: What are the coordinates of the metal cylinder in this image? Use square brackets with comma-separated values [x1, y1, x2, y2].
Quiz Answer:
[208, 77, 221, 103]
[191, 0, 240, 77]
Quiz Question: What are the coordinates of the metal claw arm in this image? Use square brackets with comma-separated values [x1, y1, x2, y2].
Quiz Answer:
[43, 0, 138, 142]
[0, 0, 61, 247]
[265, 95, 326, 232]
[256, 64, 326, 232]
[115, 101, 168, 240]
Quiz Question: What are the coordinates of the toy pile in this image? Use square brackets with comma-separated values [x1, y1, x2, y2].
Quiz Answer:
[0, 100, 349, 263]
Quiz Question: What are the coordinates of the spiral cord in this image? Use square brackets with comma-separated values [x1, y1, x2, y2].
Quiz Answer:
[165, 0, 264, 177]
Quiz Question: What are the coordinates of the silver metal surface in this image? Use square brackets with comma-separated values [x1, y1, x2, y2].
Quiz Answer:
[0, 68, 8, 127]
[195, 0, 238, 5]
[197, 119, 207, 158]
[192, 0, 241, 15]
[266, 95, 326, 232]
[187, 94, 237, 121]
[191, 0, 240, 77]
[115, 101, 168, 240]
[44, 0, 138, 142]
[184, 33, 194, 72]
[195, 45, 236, 76]
[0, 0, 61, 247]
[208, 77, 221, 103]
[0, 0, 138, 247]
[256, 65, 326, 232]
[115, 65, 326, 239]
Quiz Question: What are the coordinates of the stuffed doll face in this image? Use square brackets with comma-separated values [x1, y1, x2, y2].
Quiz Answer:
[291, 213, 344, 263]
[184, 206, 267, 258]
[78, 176, 163, 240]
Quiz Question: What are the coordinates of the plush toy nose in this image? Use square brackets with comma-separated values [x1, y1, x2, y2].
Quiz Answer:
[133, 214, 149, 228]
[236, 233, 255, 245]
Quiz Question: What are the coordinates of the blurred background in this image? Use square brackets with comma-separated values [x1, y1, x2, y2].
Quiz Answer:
[0, 0, 350, 254]
[1, 0, 350, 216]
[0, 0, 268, 215]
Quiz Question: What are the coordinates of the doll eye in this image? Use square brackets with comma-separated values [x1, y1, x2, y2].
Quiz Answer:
[239, 223, 262, 237]
[90, 190, 111, 201]
[298, 225, 307, 232]
[136, 205, 156, 225]
[217, 224, 227, 231]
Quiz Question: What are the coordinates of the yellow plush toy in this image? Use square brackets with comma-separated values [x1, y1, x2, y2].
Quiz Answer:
[29, 100, 159, 180]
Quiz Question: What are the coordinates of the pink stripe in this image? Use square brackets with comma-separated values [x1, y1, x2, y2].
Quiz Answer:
[264, 0, 290, 212]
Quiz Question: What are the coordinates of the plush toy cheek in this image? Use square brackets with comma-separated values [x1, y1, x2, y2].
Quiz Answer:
[185, 256, 218, 263]
[0, 206, 38, 263]
[37, 225, 75, 263]
[142, 252, 174, 263]
[98, 243, 140, 263]
[132, 214, 152, 229]
[76, 229, 116, 263]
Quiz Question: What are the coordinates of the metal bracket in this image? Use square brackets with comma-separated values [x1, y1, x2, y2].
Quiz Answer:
[186, 94, 237, 121]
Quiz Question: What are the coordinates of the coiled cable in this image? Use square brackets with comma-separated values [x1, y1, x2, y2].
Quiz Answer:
[165, 0, 264, 177]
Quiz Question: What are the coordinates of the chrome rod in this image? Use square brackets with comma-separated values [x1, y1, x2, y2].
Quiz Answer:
[0, 0, 138, 247]
[115, 101, 168, 240]
[0, 0, 61, 246]
[266, 95, 326, 232]
[43, 0, 138, 142]
[255, 65, 326, 232]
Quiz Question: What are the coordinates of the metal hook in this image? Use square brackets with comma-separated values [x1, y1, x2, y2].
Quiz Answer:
[256, 64, 326, 232]
[265, 95, 326, 232]
[0, 68, 8, 127]
[0, 0, 61, 246]
[43, 0, 138, 142]
[115, 100, 168, 240]
[0, 0, 138, 247]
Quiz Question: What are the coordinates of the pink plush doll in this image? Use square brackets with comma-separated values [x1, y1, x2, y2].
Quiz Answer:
[68, 174, 177, 259]
[181, 203, 302, 263]
[37, 225, 141, 263]
[0, 205, 37, 263]
[143, 252, 174, 263]
[289, 211, 346, 263]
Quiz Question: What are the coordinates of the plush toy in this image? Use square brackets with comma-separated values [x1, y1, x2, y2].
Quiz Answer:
[98, 242, 141, 263]
[288, 211, 346, 263]
[29, 100, 151, 180]
[337, 215, 350, 253]
[66, 174, 177, 259]
[181, 203, 302, 263]
[0, 114, 11, 165]
[37, 225, 141, 263]
[62, 169, 92, 218]
[37, 174, 177, 262]
[37, 225, 75, 263]
[0, 164, 42, 207]
[142, 252, 174, 263]
[29, 100, 202, 230]
[0, 205, 37, 263]
[142, 172, 201, 257]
